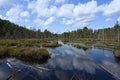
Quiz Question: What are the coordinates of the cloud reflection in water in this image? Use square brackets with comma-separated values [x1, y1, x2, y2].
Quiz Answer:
[102, 60, 120, 78]
[48, 45, 98, 74]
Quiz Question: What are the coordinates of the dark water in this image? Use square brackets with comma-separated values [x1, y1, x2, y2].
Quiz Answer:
[0, 45, 120, 80]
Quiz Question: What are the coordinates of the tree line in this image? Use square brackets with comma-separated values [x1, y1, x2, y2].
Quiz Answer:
[0, 18, 57, 39]
[0, 18, 120, 40]
[62, 21, 120, 40]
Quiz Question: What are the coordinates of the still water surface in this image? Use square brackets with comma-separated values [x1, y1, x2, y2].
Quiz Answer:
[0, 44, 120, 80]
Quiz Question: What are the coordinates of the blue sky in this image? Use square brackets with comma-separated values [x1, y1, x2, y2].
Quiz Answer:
[0, 0, 120, 33]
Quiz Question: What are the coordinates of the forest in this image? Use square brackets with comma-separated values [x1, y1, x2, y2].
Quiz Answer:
[0, 18, 120, 41]
[0, 18, 57, 39]
[62, 21, 120, 40]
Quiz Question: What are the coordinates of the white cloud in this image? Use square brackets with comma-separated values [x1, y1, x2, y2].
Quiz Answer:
[62, 18, 75, 26]
[55, 0, 68, 4]
[43, 16, 56, 26]
[6, 5, 30, 23]
[60, 0, 98, 27]
[102, 0, 120, 16]
[73, 0, 98, 18]
[27, 0, 99, 28]
[1, 0, 120, 31]
[0, 15, 6, 20]
[28, 0, 56, 18]
[57, 4, 74, 18]
[34, 18, 44, 26]
[25, 19, 29, 23]
[34, 16, 56, 28]
[117, 17, 120, 21]
[117, 17, 120, 24]
[20, 11, 30, 18]
[62, 14, 94, 27]
[0, 0, 16, 8]
[105, 18, 112, 22]
[58, 0, 120, 28]
[6, 5, 22, 22]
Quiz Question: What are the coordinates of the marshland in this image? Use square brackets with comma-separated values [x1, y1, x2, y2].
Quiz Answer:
[0, 0, 120, 79]
[0, 39, 61, 60]
[0, 18, 120, 80]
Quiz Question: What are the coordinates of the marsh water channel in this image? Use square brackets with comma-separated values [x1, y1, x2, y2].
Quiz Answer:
[0, 43, 120, 80]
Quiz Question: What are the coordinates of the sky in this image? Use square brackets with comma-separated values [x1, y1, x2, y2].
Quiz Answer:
[0, 0, 120, 33]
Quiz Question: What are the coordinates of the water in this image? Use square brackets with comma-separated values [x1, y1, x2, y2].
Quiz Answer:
[0, 44, 120, 80]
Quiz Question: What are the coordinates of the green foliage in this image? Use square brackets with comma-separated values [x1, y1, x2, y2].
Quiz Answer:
[0, 18, 57, 39]
[61, 22, 120, 43]
[0, 18, 120, 41]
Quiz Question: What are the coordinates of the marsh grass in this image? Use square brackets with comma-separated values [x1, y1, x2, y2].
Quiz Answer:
[0, 38, 59, 48]
[42, 41, 61, 48]
[0, 39, 42, 47]
[0, 46, 50, 60]
[72, 44, 88, 50]
[67, 38, 119, 44]
[114, 49, 120, 57]
[0, 46, 11, 56]
[0, 39, 61, 61]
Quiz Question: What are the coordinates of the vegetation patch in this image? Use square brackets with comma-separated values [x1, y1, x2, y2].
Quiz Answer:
[42, 41, 61, 48]
[72, 43, 89, 50]
[0, 47, 50, 61]
[114, 49, 120, 57]
[0, 39, 63, 63]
